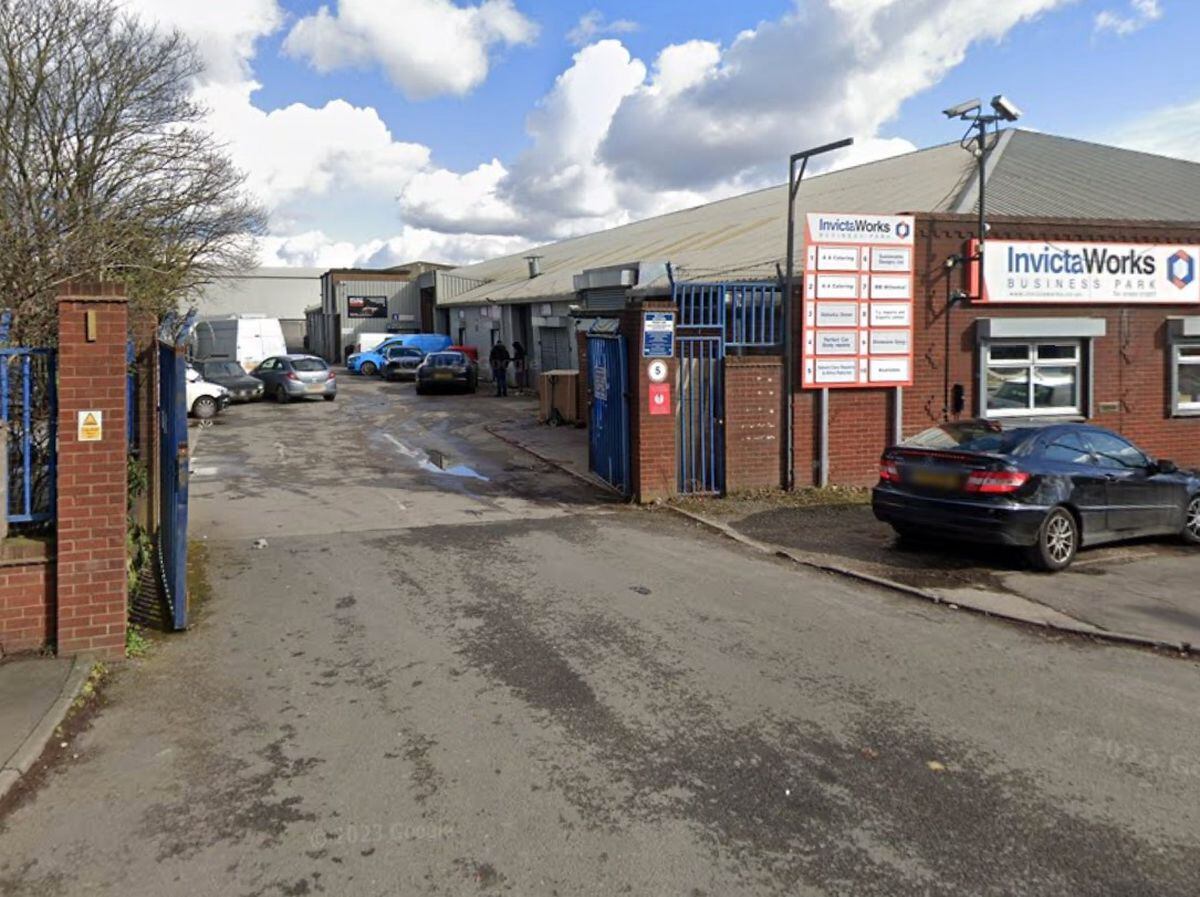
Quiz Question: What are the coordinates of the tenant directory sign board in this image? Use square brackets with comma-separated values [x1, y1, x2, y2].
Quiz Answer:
[802, 213, 915, 389]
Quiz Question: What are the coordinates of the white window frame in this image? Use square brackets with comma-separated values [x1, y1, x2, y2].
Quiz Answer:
[982, 340, 1083, 419]
[1172, 342, 1200, 417]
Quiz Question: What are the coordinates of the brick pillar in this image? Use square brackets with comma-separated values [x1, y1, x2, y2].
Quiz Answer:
[627, 302, 678, 503]
[56, 284, 129, 659]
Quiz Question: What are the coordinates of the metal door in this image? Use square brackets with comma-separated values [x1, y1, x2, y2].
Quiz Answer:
[677, 335, 725, 495]
[539, 326, 571, 372]
[587, 335, 630, 495]
[158, 314, 195, 630]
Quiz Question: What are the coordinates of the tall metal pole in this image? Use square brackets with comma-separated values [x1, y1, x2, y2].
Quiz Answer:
[783, 137, 853, 491]
[783, 157, 798, 491]
[976, 118, 987, 297]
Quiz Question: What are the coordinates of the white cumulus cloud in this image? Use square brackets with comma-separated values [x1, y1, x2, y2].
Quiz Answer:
[599, 0, 1070, 192]
[119, 0, 284, 83]
[567, 10, 639, 47]
[283, 0, 538, 100]
[1095, 0, 1162, 36]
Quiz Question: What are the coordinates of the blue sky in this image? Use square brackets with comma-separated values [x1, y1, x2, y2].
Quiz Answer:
[131, 0, 1199, 267]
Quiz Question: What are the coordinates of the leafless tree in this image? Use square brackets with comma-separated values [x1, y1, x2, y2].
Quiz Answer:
[0, 0, 266, 344]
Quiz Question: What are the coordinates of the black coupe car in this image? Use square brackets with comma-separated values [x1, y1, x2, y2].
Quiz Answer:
[193, 359, 265, 403]
[872, 420, 1200, 571]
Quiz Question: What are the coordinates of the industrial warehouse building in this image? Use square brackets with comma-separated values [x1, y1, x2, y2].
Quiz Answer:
[431, 129, 1200, 500]
[197, 266, 323, 352]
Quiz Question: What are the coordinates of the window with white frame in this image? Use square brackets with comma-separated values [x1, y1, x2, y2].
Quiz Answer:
[983, 341, 1081, 417]
[1174, 344, 1200, 415]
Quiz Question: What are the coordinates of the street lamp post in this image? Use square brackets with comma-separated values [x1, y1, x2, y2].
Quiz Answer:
[782, 137, 853, 491]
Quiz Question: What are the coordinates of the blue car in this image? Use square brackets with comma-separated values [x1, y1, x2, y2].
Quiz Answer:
[346, 333, 452, 376]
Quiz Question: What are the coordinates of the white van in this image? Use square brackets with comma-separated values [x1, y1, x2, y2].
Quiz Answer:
[192, 315, 287, 372]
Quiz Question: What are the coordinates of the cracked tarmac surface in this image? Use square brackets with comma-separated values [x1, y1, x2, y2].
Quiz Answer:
[1, 378, 1199, 896]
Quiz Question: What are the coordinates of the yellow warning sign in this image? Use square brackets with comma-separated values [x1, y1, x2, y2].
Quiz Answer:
[78, 410, 103, 442]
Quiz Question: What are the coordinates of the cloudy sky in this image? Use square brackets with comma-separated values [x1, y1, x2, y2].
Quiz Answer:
[124, 0, 1198, 269]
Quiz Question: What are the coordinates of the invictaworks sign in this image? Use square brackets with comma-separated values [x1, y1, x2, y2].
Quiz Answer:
[975, 239, 1200, 304]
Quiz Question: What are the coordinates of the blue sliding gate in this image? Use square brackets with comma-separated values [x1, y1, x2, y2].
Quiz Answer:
[587, 334, 630, 496]
[158, 314, 196, 629]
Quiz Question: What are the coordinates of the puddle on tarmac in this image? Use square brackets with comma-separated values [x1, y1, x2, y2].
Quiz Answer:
[383, 433, 489, 481]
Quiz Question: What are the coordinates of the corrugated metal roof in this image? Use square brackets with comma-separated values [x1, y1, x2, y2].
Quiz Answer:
[972, 130, 1200, 221]
[439, 130, 1200, 306]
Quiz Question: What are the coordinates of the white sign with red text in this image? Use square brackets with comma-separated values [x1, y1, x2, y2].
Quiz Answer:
[802, 213, 915, 389]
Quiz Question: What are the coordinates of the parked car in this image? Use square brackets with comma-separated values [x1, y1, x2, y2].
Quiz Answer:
[185, 366, 231, 419]
[382, 345, 426, 381]
[415, 351, 478, 395]
[346, 333, 453, 375]
[193, 359, 265, 403]
[251, 355, 337, 403]
[872, 420, 1200, 572]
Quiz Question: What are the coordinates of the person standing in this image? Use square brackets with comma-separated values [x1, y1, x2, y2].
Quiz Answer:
[512, 340, 527, 390]
[489, 341, 511, 397]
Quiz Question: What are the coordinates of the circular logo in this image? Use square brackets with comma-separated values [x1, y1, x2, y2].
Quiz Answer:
[647, 360, 669, 383]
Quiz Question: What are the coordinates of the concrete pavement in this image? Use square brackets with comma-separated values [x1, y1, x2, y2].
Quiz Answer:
[0, 656, 88, 802]
[2, 377, 1199, 896]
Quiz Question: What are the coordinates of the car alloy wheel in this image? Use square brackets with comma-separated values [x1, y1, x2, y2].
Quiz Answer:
[1026, 506, 1078, 572]
[361, 361, 377, 376]
[1184, 495, 1200, 544]
[275, 386, 289, 404]
[1045, 514, 1075, 564]
[192, 396, 217, 419]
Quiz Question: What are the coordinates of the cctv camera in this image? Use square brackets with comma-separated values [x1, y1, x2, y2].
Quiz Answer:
[990, 95, 1022, 122]
[943, 98, 981, 119]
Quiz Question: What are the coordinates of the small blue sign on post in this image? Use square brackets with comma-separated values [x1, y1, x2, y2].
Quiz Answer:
[642, 311, 675, 358]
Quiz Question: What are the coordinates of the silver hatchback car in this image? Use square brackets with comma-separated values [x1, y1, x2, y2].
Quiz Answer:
[251, 355, 337, 403]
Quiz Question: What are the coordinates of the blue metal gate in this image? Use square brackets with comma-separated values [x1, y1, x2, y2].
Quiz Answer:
[1, 348, 57, 528]
[158, 315, 195, 630]
[676, 336, 724, 494]
[587, 334, 630, 495]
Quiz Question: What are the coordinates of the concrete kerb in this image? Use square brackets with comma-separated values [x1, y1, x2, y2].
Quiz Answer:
[0, 657, 92, 802]
[483, 422, 627, 499]
[663, 504, 1194, 659]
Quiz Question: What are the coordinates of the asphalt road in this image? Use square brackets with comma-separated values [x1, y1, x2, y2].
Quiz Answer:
[2, 377, 1200, 896]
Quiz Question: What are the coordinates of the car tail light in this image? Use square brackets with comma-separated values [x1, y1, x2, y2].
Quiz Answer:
[326, 371, 335, 381]
[964, 470, 1030, 494]
[286, 372, 300, 381]
[879, 459, 900, 483]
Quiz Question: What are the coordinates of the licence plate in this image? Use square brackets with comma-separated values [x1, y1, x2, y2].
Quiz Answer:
[434, 371, 453, 380]
[306, 383, 325, 393]
[910, 468, 961, 490]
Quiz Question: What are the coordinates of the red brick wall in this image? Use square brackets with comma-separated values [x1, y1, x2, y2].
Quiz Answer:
[626, 303, 677, 502]
[725, 356, 783, 492]
[55, 285, 129, 659]
[0, 543, 54, 656]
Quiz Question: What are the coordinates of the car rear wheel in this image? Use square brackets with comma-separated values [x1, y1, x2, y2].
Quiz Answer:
[360, 361, 377, 376]
[192, 396, 218, 420]
[1026, 507, 1078, 572]
[1183, 495, 1200, 545]
[275, 386, 289, 404]
[323, 394, 336, 402]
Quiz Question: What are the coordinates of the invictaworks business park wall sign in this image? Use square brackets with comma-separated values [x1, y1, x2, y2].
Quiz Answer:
[802, 213, 915, 389]
[974, 240, 1200, 304]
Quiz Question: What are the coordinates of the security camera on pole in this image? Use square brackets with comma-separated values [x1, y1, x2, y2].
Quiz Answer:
[942, 95, 1023, 297]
